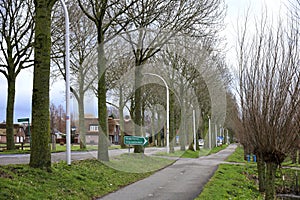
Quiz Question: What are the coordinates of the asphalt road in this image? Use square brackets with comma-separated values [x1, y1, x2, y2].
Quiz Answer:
[0, 146, 172, 165]
[98, 144, 237, 200]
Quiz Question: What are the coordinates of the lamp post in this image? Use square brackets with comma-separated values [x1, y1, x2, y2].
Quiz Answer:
[215, 123, 218, 147]
[192, 108, 196, 151]
[190, 104, 197, 151]
[143, 73, 169, 154]
[60, 0, 71, 165]
[208, 115, 211, 149]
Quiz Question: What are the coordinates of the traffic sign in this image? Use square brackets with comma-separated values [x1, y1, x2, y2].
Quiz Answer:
[124, 136, 149, 146]
[17, 118, 30, 122]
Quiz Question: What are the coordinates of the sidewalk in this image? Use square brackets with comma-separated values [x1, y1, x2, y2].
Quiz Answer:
[98, 144, 237, 200]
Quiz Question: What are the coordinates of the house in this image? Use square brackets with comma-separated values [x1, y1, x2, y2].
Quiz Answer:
[0, 123, 29, 143]
[85, 116, 121, 144]
[84, 116, 135, 145]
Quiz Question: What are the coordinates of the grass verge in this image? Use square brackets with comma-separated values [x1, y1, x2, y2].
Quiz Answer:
[103, 153, 175, 173]
[154, 145, 228, 159]
[196, 145, 263, 199]
[208, 144, 228, 155]
[226, 145, 246, 163]
[197, 145, 300, 199]
[0, 157, 167, 200]
[195, 163, 263, 200]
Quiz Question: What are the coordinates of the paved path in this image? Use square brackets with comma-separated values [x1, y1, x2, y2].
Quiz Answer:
[98, 144, 237, 200]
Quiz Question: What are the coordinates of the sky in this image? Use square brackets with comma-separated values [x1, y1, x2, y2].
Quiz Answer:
[0, 0, 287, 123]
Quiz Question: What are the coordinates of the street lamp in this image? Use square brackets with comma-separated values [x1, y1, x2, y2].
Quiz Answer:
[60, 0, 71, 165]
[215, 124, 218, 147]
[191, 105, 196, 151]
[208, 115, 211, 149]
[143, 73, 169, 154]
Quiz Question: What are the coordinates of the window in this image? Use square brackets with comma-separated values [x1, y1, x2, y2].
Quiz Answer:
[89, 124, 98, 132]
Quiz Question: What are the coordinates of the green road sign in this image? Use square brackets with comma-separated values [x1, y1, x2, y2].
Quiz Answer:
[124, 136, 149, 146]
[17, 118, 30, 122]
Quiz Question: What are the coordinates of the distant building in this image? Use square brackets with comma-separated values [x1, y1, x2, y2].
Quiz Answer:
[84, 117, 134, 145]
[0, 123, 29, 143]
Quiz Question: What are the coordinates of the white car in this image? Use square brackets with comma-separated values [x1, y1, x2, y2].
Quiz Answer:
[198, 139, 204, 147]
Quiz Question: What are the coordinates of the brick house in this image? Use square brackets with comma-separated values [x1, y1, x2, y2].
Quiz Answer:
[0, 123, 28, 143]
[84, 117, 134, 145]
[85, 117, 120, 144]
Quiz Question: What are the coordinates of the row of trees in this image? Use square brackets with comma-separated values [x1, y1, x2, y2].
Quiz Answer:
[51, 0, 229, 157]
[236, 3, 300, 199]
[0, 0, 230, 170]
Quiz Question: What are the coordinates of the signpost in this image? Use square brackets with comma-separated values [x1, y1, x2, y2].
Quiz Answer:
[124, 136, 149, 146]
[17, 118, 30, 147]
[17, 118, 29, 122]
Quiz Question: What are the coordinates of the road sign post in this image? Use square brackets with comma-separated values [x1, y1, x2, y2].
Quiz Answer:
[124, 136, 149, 146]
[17, 118, 29, 122]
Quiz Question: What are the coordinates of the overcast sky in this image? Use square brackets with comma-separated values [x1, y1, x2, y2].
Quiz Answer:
[0, 0, 287, 123]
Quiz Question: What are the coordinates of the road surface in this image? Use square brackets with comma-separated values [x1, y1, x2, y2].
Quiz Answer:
[0, 146, 172, 165]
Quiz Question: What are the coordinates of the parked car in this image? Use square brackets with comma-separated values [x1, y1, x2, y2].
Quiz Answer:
[217, 136, 223, 146]
[198, 139, 204, 147]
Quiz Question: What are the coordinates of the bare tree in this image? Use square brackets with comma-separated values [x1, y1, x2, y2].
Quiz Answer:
[78, 0, 137, 161]
[50, 103, 66, 134]
[0, 0, 34, 150]
[106, 52, 135, 148]
[238, 17, 300, 199]
[121, 0, 225, 153]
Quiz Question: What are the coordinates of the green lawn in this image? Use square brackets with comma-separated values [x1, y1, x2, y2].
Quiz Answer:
[103, 153, 175, 173]
[196, 145, 263, 200]
[195, 164, 263, 200]
[208, 144, 228, 155]
[0, 155, 173, 200]
[154, 145, 227, 159]
[226, 145, 246, 163]
[196, 145, 300, 199]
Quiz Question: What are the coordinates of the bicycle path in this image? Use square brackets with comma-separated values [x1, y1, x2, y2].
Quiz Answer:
[98, 144, 237, 200]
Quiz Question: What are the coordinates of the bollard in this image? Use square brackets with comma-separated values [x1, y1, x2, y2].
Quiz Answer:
[246, 155, 251, 162]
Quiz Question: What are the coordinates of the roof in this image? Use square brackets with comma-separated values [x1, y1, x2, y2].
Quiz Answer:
[0, 123, 25, 136]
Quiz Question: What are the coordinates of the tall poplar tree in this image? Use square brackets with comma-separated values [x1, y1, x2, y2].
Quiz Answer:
[30, 0, 57, 169]
[78, 0, 135, 161]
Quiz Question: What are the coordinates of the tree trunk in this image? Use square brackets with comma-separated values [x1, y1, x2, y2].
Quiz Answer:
[150, 108, 155, 146]
[188, 116, 194, 151]
[6, 73, 16, 150]
[257, 153, 266, 192]
[133, 65, 144, 153]
[119, 86, 126, 148]
[30, 0, 56, 169]
[169, 91, 175, 153]
[78, 96, 86, 149]
[97, 41, 109, 161]
[265, 161, 277, 200]
[291, 149, 297, 164]
[157, 112, 161, 147]
[179, 99, 186, 151]
[179, 82, 186, 151]
[196, 128, 200, 151]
